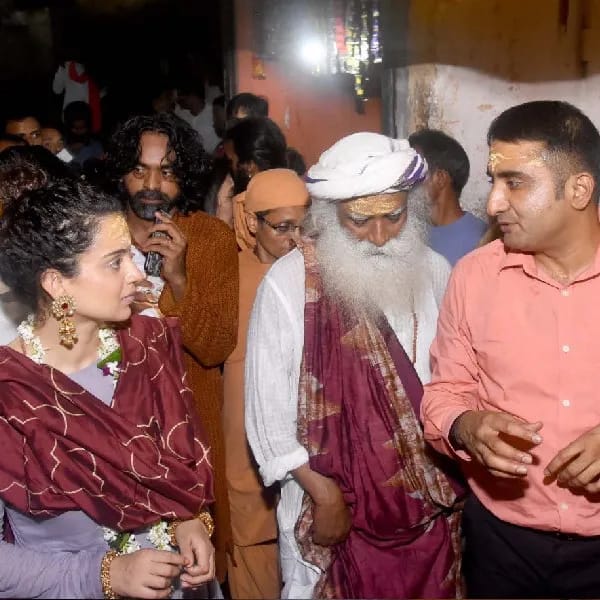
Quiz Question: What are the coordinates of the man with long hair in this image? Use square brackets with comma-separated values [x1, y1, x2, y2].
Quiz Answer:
[105, 113, 238, 584]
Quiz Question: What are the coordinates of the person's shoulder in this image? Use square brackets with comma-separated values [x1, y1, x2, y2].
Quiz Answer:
[264, 248, 304, 285]
[180, 210, 235, 241]
[453, 238, 506, 279]
[423, 244, 451, 274]
[462, 211, 489, 231]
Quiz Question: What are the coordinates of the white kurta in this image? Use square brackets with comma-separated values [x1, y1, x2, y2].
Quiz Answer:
[244, 246, 450, 599]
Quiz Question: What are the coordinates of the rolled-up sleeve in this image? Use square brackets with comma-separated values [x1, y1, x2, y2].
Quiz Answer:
[245, 275, 308, 487]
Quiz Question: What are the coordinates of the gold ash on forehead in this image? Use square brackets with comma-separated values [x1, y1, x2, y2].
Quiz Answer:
[488, 149, 548, 172]
[344, 194, 403, 217]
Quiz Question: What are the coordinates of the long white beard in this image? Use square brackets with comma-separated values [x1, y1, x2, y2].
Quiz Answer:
[309, 188, 430, 319]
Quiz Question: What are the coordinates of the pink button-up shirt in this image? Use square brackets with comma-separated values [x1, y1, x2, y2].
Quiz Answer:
[422, 239, 600, 535]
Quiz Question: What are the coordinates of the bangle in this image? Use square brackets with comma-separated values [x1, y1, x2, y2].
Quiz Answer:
[100, 550, 120, 600]
[167, 510, 215, 547]
[196, 510, 215, 538]
[167, 519, 183, 547]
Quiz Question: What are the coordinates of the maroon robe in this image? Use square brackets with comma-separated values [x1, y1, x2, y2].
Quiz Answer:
[295, 241, 464, 599]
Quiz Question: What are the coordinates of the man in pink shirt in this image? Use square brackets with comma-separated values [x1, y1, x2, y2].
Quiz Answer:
[422, 100, 600, 599]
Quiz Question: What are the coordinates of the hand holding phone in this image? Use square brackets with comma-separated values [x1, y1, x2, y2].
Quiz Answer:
[144, 212, 169, 276]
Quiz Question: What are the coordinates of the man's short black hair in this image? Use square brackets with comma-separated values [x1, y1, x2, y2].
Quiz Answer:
[64, 101, 92, 127]
[487, 100, 600, 203]
[226, 93, 269, 120]
[408, 129, 470, 197]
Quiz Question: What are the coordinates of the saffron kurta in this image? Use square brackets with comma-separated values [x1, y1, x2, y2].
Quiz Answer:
[223, 249, 280, 598]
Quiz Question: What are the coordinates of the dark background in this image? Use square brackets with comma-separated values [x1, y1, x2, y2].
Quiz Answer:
[0, 0, 229, 132]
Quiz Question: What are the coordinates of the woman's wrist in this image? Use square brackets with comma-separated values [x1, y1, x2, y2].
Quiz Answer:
[100, 550, 120, 599]
[168, 510, 214, 547]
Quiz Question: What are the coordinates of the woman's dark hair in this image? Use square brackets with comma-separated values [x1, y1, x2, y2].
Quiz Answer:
[226, 93, 269, 120]
[0, 145, 76, 203]
[0, 180, 123, 312]
[204, 156, 231, 215]
[224, 117, 287, 170]
[105, 113, 213, 215]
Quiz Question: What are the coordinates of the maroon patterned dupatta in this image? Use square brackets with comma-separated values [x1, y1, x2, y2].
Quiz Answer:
[295, 241, 463, 599]
[0, 315, 213, 530]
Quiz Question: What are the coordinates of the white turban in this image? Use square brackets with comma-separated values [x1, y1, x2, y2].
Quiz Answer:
[305, 132, 427, 201]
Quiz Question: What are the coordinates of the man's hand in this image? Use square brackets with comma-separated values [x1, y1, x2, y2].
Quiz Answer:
[453, 410, 543, 478]
[292, 464, 352, 546]
[142, 212, 188, 300]
[312, 477, 352, 546]
[545, 425, 600, 493]
[173, 518, 215, 589]
[111, 548, 184, 599]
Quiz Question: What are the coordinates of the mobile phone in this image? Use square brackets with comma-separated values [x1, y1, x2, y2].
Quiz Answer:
[144, 212, 169, 277]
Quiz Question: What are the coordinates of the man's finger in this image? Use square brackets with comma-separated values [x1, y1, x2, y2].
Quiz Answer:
[483, 435, 534, 465]
[545, 442, 583, 478]
[479, 446, 529, 477]
[562, 460, 600, 487]
[496, 418, 543, 444]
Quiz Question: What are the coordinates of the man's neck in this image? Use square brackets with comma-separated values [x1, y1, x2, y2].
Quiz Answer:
[430, 192, 464, 227]
[535, 218, 600, 285]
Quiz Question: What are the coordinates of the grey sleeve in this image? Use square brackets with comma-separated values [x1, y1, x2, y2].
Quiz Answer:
[0, 500, 106, 599]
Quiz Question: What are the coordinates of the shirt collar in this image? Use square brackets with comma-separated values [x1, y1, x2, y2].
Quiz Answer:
[497, 242, 600, 284]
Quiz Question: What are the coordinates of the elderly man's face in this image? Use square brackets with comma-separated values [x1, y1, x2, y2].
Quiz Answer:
[337, 191, 408, 247]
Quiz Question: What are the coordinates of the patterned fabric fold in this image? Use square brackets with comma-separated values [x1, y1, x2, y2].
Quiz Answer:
[0, 315, 213, 531]
[295, 240, 464, 599]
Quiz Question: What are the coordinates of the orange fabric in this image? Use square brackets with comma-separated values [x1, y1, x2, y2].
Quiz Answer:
[233, 169, 309, 251]
[227, 543, 281, 600]
[159, 211, 239, 582]
[223, 249, 280, 594]
[422, 239, 600, 536]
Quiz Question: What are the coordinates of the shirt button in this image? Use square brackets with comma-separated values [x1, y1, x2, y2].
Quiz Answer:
[562, 399, 571, 407]
[560, 502, 569, 511]
[562, 345, 571, 353]
[561, 289, 570, 297]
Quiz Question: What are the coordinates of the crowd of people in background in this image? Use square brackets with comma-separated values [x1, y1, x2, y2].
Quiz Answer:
[2, 60, 600, 600]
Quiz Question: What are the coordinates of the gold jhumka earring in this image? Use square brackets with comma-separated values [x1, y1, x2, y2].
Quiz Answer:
[50, 295, 78, 348]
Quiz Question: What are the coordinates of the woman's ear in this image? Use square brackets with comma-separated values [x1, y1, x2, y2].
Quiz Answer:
[39, 269, 66, 301]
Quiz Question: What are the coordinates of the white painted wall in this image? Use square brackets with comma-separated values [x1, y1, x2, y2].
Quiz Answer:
[407, 65, 600, 218]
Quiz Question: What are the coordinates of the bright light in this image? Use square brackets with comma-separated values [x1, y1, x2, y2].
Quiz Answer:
[299, 39, 326, 66]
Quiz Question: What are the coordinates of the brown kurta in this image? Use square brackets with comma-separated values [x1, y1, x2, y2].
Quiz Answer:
[223, 249, 280, 598]
[159, 210, 239, 583]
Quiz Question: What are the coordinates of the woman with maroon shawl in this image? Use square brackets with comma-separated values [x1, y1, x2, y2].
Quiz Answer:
[0, 176, 218, 598]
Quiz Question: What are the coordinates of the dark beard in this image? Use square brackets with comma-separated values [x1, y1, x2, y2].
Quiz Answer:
[127, 189, 177, 221]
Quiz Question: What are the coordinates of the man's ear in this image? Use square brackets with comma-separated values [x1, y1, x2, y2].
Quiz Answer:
[432, 168, 451, 191]
[567, 172, 594, 211]
[246, 212, 258, 235]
